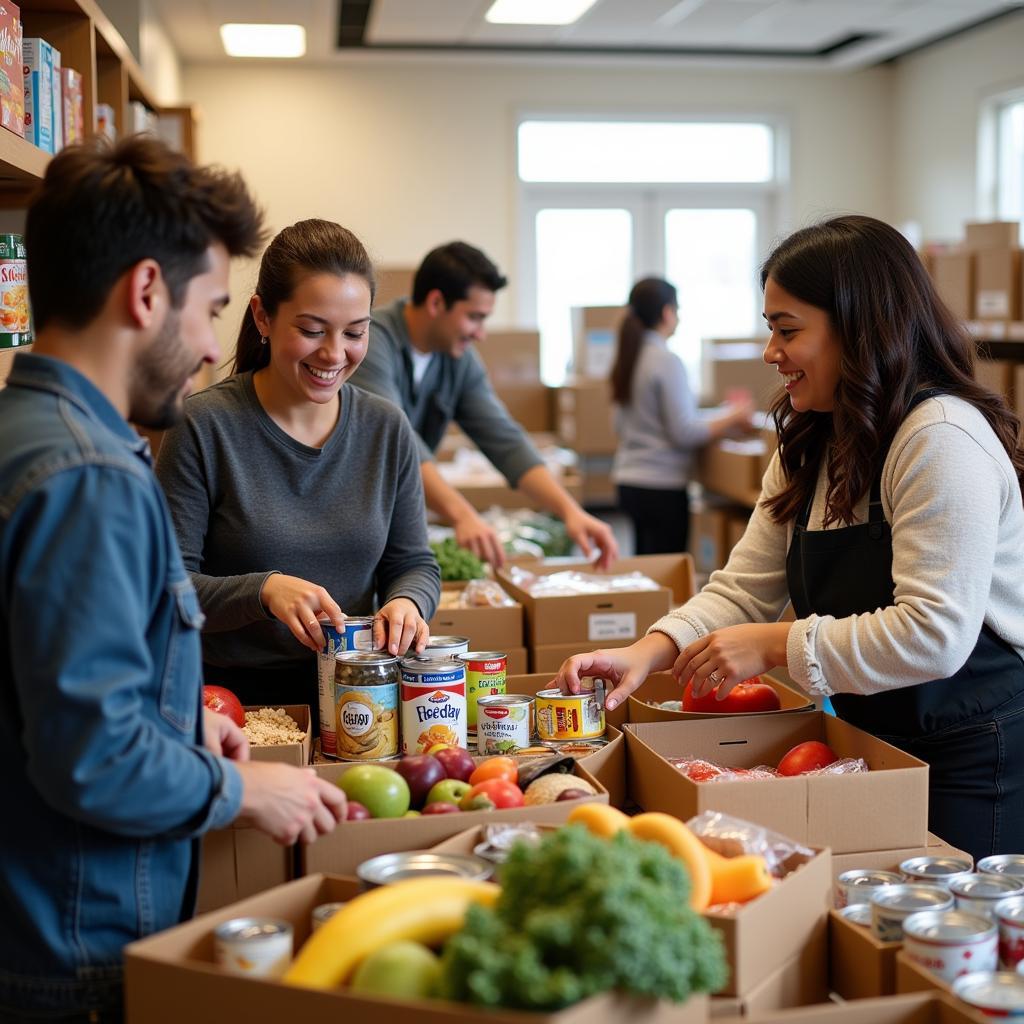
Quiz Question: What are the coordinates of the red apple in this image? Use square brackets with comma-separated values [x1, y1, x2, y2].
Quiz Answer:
[434, 746, 476, 783]
[421, 801, 462, 815]
[555, 788, 592, 802]
[202, 685, 245, 729]
[394, 754, 446, 809]
[346, 800, 371, 821]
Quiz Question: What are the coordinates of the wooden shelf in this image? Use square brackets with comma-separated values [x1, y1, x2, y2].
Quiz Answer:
[976, 339, 1024, 361]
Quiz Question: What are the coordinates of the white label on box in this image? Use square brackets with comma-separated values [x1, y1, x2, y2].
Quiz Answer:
[588, 612, 637, 640]
[585, 329, 616, 376]
[977, 291, 1010, 318]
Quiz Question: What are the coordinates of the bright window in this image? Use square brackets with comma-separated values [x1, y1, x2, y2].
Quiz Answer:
[996, 99, 1024, 225]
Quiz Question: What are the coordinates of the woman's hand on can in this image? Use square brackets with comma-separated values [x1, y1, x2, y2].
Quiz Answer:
[259, 572, 345, 652]
[376, 597, 429, 656]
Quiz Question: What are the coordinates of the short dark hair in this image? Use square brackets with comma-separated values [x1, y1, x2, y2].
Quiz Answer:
[411, 241, 507, 307]
[232, 219, 376, 374]
[25, 135, 265, 333]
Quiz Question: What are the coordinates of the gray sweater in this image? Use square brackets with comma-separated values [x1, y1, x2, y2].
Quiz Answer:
[155, 373, 440, 670]
[612, 332, 712, 489]
[350, 299, 543, 486]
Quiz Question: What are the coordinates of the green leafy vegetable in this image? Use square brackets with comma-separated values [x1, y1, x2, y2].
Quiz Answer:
[438, 824, 728, 1009]
[430, 538, 486, 581]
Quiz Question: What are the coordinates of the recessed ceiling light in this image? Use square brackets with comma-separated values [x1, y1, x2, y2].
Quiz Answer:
[219, 23, 306, 59]
[485, 0, 599, 26]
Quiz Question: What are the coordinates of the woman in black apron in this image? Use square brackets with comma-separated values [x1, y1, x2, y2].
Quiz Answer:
[555, 215, 1024, 860]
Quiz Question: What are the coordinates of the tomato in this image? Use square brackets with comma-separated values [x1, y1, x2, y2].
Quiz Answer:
[777, 740, 839, 777]
[460, 778, 525, 811]
[468, 756, 518, 787]
[681, 676, 782, 715]
[202, 684, 245, 728]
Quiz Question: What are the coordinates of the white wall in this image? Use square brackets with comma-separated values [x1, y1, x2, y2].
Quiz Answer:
[892, 10, 1024, 242]
[182, 58, 893, 348]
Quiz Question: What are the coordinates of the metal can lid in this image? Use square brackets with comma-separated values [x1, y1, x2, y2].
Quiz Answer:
[427, 636, 470, 647]
[979, 855, 1024, 878]
[902, 909, 996, 943]
[401, 654, 460, 670]
[950, 873, 1024, 900]
[839, 869, 904, 888]
[458, 651, 508, 662]
[356, 852, 491, 886]
[311, 902, 346, 923]
[953, 971, 1024, 1010]
[214, 917, 292, 942]
[997, 896, 1024, 924]
[335, 650, 397, 666]
[478, 693, 533, 708]
[344, 616, 375, 626]
[900, 856, 974, 878]
[871, 884, 954, 912]
[839, 904, 872, 927]
[536, 687, 598, 700]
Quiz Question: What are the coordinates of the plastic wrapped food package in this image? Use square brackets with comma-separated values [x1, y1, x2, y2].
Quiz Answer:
[506, 566, 661, 598]
[436, 579, 516, 609]
[668, 755, 869, 783]
[688, 810, 817, 880]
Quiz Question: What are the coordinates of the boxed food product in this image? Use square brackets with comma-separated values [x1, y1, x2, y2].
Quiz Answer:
[0, 1, 23, 138]
[244, 704, 311, 767]
[49, 42, 60, 150]
[22, 37, 53, 152]
[61, 66, 84, 145]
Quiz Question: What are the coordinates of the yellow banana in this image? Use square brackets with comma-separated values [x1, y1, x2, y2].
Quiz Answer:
[625, 813, 713, 912]
[283, 877, 499, 990]
[567, 802, 630, 837]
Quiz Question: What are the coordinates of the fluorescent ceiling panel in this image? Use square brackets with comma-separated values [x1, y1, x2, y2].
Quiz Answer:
[220, 23, 306, 58]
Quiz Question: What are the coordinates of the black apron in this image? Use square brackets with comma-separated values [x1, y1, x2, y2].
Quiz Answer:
[785, 390, 1024, 859]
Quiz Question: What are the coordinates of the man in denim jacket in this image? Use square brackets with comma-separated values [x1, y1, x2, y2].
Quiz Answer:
[0, 138, 347, 1023]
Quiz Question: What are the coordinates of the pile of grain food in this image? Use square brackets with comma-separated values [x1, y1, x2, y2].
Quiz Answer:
[242, 707, 305, 746]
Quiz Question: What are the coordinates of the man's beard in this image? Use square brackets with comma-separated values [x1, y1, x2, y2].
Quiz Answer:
[128, 308, 200, 429]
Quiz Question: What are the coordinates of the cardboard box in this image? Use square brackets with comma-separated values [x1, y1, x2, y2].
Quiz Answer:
[555, 378, 618, 456]
[757, 422, 778, 478]
[697, 439, 767, 507]
[505, 647, 527, 674]
[709, 937, 828, 1017]
[702, 341, 778, 409]
[831, 833, 973, 886]
[500, 554, 695, 648]
[450, 472, 584, 512]
[627, 671, 813, 725]
[690, 501, 732, 575]
[975, 358, 1015, 403]
[930, 252, 974, 320]
[300, 750, 614, 875]
[739, 992, 988, 1023]
[895, 948, 954, 997]
[23, 37, 54, 153]
[195, 826, 296, 914]
[245, 704, 312, 767]
[372, 266, 414, 308]
[829, 908, 900, 1000]
[127, 872, 708, 1024]
[494, 382, 552, 432]
[529, 639, 632, 677]
[0, 2, 23, 138]
[974, 249, 1021, 320]
[430, 582, 524, 651]
[572, 305, 623, 378]
[625, 713, 929, 854]
[61, 66, 84, 145]
[965, 220, 1020, 250]
[479, 329, 542, 385]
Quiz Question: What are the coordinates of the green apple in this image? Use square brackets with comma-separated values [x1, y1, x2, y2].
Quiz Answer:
[425, 778, 471, 807]
[403, 809, 421, 818]
[350, 941, 441, 999]
[338, 765, 410, 819]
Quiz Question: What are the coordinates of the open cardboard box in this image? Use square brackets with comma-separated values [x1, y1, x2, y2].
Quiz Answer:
[499, 554, 695, 648]
[429, 581, 525, 651]
[829, 908, 901, 1000]
[735, 992, 988, 1024]
[831, 833, 972, 886]
[625, 712, 928, 854]
[126, 873, 708, 1024]
[697, 439, 766, 507]
[245, 704, 311, 767]
[195, 826, 297, 915]
[627, 671, 813, 725]
[299, 741, 618, 876]
[709, 937, 828, 1018]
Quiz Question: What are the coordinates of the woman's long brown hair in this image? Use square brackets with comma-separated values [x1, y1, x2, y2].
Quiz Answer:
[761, 215, 1024, 526]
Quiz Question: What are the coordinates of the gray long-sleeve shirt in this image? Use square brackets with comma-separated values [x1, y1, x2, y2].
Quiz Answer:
[155, 372, 440, 670]
[349, 299, 543, 486]
[612, 332, 712, 489]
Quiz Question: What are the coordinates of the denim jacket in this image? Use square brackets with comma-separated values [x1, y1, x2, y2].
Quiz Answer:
[0, 354, 242, 1016]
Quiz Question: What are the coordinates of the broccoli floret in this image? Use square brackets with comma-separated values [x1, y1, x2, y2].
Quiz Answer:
[430, 538, 486, 581]
[438, 825, 728, 1009]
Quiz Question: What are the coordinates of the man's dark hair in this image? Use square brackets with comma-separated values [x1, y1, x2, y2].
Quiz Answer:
[25, 135, 266, 333]
[411, 241, 507, 307]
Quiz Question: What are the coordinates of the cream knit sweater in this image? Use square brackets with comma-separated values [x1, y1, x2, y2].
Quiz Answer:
[649, 395, 1024, 696]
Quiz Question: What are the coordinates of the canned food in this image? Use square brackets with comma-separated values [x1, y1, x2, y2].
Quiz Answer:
[535, 683, 606, 742]
[214, 917, 293, 978]
[458, 651, 507, 733]
[950, 874, 1024, 921]
[333, 651, 400, 761]
[476, 694, 534, 755]
[997, 896, 1024, 968]
[952, 971, 1024, 1016]
[835, 869, 903, 909]
[400, 656, 467, 754]
[902, 910, 998, 985]
[839, 903, 873, 927]
[0, 235, 31, 349]
[317, 616, 376, 757]
[311, 902, 346, 931]
[540, 739, 608, 756]
[356, 852, 491, 888]
[870, 884, 954, 942]
[422, 635, 470, 660]
[981, 856, 1024, 880]
[901, 856, 975, 890]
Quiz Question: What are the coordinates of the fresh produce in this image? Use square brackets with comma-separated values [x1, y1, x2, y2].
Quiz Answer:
[523, 773, 596, 805]
[430, 538, 486, 582]
[681, 676, 781, 714]
[627, 813, 713, 911]
[202, 684, 245, 728]
[350, 941, 442, 998]
[394, 754, 446, 809]
[437, 825, 727, 1009]
[460, 779, 524, 811]
[566, 802, 630, 838]
[433, 746, 476, 783]
[284, 877, 499, 990]
[468, 756, 518, 787]
[426, 779, 471, 807]
[346, 801, 371, 821]
[777, 740, 839, 776]
[555, 788, 592, 802]
[337, 765, 410, 819]
[421, 801, 462, 815]
[515, 752, 575, 791]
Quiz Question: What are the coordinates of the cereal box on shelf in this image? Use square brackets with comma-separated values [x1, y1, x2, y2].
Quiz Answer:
[22, 37, 53, 153]
[0, 3, 24, 138]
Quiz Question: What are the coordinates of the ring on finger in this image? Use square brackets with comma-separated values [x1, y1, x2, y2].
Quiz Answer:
[709, 670, 723, 684]
[306, 618, 318, 629]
